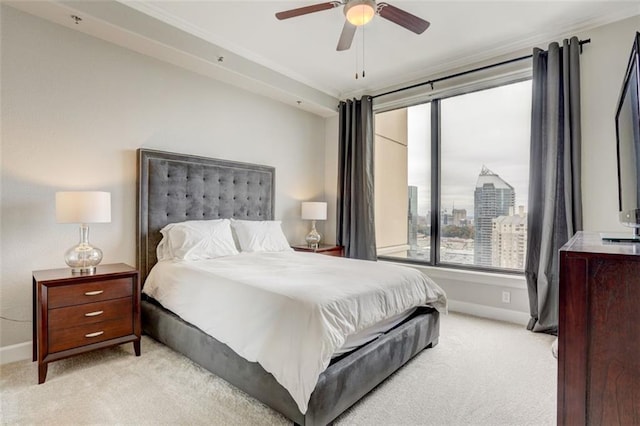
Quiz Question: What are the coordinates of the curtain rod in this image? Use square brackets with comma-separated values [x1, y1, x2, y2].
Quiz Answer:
[371, 38, 591, 100]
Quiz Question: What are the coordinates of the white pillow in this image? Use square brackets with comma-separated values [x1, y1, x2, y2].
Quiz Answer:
[230, 220, 293, 253]
[157, 219, 239, 261]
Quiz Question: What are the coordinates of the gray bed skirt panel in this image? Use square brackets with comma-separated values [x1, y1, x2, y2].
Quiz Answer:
[142, 299, 440, 425]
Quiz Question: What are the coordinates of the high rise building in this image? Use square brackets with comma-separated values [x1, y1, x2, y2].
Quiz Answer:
[474, 166, 515, 267]
[452, 208, 467, 226]
[441, 209, 453, 225]
[492, 206, 527, 269]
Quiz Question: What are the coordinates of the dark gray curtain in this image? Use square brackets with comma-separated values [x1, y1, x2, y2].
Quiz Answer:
[525, 37, 583, 333]
[337, 96, 377, 260]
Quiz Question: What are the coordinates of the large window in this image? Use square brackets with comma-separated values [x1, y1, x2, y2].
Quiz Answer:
[375, 80, 531, 272]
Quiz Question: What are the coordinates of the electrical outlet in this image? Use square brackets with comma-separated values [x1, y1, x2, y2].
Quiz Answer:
[501, 291, 511, 304]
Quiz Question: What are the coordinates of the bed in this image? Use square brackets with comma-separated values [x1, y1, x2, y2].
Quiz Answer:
[137, 148, 443, 425]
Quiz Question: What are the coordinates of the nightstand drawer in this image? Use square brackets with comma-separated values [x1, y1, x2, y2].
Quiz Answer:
[49, 297, 133, 330]
[48, 314, 133, 353]
[48, 278, 133, 309]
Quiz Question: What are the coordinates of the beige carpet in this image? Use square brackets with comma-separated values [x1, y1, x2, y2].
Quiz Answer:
[0, 313, 556, 425]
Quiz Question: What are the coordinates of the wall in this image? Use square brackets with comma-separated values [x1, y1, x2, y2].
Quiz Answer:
[579, 15, 640, 233]
[0, 6, 327, 349]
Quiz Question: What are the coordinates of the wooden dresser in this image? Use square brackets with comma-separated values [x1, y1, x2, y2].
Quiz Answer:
[32, 263, 141, 383]
[558, 232, 640, 425]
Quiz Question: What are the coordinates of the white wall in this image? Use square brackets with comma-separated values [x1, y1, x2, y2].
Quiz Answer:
[579, 15, 640, 233]
[0, 6, 327, 348]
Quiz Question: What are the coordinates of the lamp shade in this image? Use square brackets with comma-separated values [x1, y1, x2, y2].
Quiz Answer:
[301, 202, 327, 221]
[56, 191, 111, 224]
[344, 0, 375, 26]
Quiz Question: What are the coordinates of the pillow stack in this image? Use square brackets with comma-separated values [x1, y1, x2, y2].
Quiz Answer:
[157, 219, 292, 261]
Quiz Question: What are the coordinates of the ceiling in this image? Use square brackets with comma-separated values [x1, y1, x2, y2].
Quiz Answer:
[8, 1, 640, 116]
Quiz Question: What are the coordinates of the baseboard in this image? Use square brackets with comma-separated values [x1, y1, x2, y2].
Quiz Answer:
[447, 300, 530, 325]
[0, 341, 32, 365]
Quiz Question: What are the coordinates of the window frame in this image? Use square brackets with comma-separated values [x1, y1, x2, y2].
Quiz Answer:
[374, 74, 532, 276]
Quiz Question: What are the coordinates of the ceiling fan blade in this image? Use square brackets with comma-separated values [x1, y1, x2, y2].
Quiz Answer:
[336, 21, 357, 51]
[377, 2, 430, 34]
[275, 2, 340, 20]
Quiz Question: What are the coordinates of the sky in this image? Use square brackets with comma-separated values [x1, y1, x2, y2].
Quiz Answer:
[406, 80, 532, 217]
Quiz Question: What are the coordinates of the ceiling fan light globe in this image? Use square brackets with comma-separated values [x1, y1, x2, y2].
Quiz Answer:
[344, 0, 376, 26]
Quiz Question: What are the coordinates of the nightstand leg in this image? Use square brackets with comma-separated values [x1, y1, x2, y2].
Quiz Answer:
[133, 340, 141, 356]
[32, 278, 37, 362]
[38, 363, 48, 384]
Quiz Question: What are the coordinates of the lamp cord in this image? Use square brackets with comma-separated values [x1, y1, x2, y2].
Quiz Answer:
[355, 26, 359, 79]
[362, 20, 366, 78]
[354, 7, 367, 79]
[0, 315, 32, 323]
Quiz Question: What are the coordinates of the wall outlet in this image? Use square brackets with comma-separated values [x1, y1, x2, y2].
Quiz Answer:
[501, 291, 511, 304]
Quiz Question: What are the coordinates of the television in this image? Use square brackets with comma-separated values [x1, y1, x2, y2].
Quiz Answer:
[606, 32, 640, 242]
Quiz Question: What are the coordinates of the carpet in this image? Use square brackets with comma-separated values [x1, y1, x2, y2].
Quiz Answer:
[0, 313, 556, 425]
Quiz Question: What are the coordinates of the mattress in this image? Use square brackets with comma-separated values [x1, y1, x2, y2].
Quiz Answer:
[142, 251, 446, 413]
[334, 307, 416, 356]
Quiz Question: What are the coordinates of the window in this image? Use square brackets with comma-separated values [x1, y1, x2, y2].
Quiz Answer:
[375, 80, 532, 272]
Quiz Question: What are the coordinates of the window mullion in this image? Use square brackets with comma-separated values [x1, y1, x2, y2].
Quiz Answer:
[430, 99, 441, 265]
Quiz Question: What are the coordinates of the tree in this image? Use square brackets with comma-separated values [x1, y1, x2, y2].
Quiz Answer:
[441, 225, 474, 239]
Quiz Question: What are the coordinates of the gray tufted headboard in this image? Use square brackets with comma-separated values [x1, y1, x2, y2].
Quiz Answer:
[136, 149, 275, 283]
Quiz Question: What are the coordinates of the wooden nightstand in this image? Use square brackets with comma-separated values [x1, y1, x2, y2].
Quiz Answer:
[291, 244, 344, 257]
[32, 263, 141, 384]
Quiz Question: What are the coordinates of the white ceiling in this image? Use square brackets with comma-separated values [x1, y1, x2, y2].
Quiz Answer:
[8, 1, 640, 116]
[123, 0, 639, 96]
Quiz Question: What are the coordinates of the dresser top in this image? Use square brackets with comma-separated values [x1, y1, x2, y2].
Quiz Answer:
[562, 231, 640, 257]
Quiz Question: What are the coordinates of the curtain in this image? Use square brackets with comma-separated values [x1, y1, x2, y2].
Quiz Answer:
[525, 37, 583, 334]
[337, 96, 377, 260]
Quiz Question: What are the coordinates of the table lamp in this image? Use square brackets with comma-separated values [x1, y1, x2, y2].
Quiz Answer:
[56, 191, 111, 274]
[301, 201, 327, 249]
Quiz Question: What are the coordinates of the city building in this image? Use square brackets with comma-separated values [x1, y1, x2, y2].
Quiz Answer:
[441, 209, 453, 225]
[452, 208, 467, 226]
[474, 166, 515, 267]
[492, 206, 528, 269]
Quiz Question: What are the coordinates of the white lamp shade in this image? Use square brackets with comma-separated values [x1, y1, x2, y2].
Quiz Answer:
[301, 202, 327, 221]
[56, 191, 111, 223]
[345, 0, 375, 26]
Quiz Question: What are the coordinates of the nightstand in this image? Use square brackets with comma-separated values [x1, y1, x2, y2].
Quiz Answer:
[291, 244, 344, 257]
[32, 263, 141, 384]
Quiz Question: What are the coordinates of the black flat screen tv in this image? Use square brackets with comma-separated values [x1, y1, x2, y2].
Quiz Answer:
[609, 32, 640, 242]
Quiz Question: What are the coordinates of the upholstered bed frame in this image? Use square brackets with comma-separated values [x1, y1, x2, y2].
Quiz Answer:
[136, 148, 440, 425]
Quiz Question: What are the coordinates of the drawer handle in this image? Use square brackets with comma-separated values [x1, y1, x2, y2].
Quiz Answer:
[84, 310, 104, 317]
[85, 331, 104, 338]
[84, 290, 104, 296]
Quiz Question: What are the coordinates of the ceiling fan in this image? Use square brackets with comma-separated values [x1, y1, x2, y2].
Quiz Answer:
[275, 0, 430, 51]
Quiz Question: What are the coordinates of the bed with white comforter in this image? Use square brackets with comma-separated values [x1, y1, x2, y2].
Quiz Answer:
[143, 251, 446, 414]
[137, 148, 446, 425]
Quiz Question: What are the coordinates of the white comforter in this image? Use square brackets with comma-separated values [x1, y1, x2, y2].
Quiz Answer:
[142, 251, 447, 413]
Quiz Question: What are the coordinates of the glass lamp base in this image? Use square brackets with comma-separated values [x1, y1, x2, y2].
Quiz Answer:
[64, 224, 102, 274]
[65, 244, 102, 274]
[71, 265, 97, 274]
